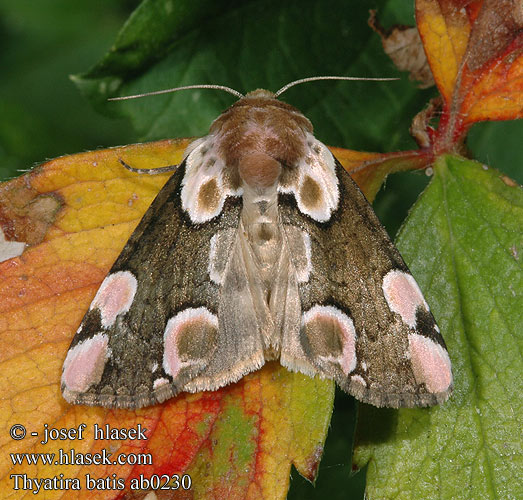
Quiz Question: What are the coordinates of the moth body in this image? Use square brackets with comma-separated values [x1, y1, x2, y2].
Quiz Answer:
[62, 90, 453, 409]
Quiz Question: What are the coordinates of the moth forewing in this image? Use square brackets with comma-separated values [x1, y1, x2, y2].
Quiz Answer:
[61, 89, 452, 409]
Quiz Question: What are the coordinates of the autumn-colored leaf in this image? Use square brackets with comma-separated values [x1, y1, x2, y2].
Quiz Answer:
[416, 0, 523, 153]
[369, 1, 522, 167]
[0, 140, 339, 499]
[332, 147, 430, 202]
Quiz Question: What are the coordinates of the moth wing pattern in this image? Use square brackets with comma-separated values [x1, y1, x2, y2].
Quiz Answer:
[61, 139, 264, 408]
[279, 136, 453, 408]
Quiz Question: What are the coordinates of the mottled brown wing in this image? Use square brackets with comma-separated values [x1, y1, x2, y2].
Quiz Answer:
[279, 151, 452, 408]
[61, 160, 249, 408]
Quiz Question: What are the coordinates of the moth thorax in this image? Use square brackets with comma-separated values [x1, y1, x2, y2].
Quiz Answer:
[238, 152, 281, 189]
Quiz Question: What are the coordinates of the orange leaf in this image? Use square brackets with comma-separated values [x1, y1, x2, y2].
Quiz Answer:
[332, 147, 432, 202]
[416, 0, 523, 152]
[0, 140, 334, 499]
[416, 0, 472, 104]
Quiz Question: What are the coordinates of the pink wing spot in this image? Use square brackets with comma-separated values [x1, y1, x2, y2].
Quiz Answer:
[302, 305, 357, 375]
[91, 271, 138, 328]
[382, 270, 429, 328]
[409, 333, 452, 394]
[62, 333, 110, 393]
[163, 307, 218, 378]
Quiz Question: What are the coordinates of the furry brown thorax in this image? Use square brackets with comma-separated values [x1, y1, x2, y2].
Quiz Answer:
[210, 89, 313, 190]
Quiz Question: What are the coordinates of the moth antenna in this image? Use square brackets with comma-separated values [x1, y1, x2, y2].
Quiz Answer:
[109, 84, 244, 101]
[274, 76, 399, 97]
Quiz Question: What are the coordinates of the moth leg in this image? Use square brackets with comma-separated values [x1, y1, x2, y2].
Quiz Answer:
[118, 158, 179, 175]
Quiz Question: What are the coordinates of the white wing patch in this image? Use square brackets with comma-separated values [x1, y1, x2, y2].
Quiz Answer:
[351, 374, 367, 388]
[283, 226, 312, 283]
[208, 229, 236, 285]
[279, 135, 339, 222]
[0, 226, 25, 263]
[181, 138, 242, 223]
[152, 377, 170, 390]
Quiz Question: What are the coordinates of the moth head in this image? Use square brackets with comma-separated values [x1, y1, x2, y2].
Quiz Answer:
[208, 90, 313, 190]
[243, 89, 276, 100]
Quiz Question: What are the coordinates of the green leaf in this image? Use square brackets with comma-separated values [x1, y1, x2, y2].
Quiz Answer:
[72, 0, 245, 98]
[354, 155, 523, 499]
[0, 0, 136, 179]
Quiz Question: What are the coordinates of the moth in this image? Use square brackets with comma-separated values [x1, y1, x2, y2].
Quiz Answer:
[61, 81, 453, 409]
